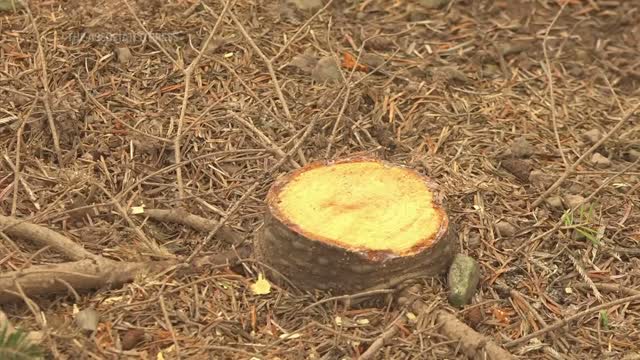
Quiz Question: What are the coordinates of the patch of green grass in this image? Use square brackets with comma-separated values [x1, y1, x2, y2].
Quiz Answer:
[0, 325, 43, 360]
[561, 203, 600, 245]
[600, 310, 610, 330]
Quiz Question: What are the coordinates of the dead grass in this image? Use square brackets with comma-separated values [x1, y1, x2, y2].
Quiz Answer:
[1, 0, 639, 358]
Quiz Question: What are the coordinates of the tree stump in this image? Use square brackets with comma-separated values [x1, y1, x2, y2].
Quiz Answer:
[256, 158, 456, 294]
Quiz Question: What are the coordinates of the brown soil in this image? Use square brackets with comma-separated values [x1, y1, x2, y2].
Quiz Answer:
[1, 0, 639, 358]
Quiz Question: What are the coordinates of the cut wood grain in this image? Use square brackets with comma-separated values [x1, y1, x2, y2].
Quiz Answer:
[256, 158, 456, 293]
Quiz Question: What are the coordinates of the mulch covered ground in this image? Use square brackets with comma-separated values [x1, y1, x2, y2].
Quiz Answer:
[1, 0, 639, 358]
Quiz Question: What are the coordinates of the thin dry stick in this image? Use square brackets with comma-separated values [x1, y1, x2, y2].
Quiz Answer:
[271, 0, 335, 61]
[173, 0, 233, 200]
[542, 2, 568, 166]
[185, 180, 260, 264]
[505, 292, 640, 348]
[229, 112, 300, 168]
[206, 5, 306, 165]
[517, 157, 640, 254]
[24, 5, 63, 165]
[531, 102, 640, 208]
[0, 214, 98, 261]
[325, 43, 367, 158]
[159, 295, 181, 358]
[435, 310, 514, 360]
[140, 208, 243, 245]
[123, 0, 180, 69]
[302, 289, 394, 312]
[185, 108, 323, 263]
[92, 182, 167, 257]
[125, 0, 233, 200]
[229, 11, 291, 122]
[600, 71, 624, 114]
[358, 319, 403, 360]
[11, 101, 35, 215]
[573, 283, 640, 296]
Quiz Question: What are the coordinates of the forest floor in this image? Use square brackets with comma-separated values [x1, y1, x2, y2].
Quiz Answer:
[1, 0, 640, 358]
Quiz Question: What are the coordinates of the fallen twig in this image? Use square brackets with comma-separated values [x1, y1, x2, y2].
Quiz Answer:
[24, 5, 63, 165]
[139, 208, 244, 245]
[228, 11, 291, 122]
[358, 319, 403, 360]
[400, 286, 514, 360]
[572, 283, 640, 296]
[541, 3, 568, 166]
[125, 0, 233, 200]
[0, 214, 98, 261]
[357, 285, 514, 360]
[0, 214, 249, 304]
[226, 8, 307, 166]
[516, 157, 640, 254]
[0, 257, 172, 304]
[229, 112, 300, 169]
[434, 310, 514, 360]
[531, 102, 640, 208]
[93, 183, 168, 257]
[505, 293, 640, 348]
[185, 105, 323, 263]
[172, 0, 233, 200]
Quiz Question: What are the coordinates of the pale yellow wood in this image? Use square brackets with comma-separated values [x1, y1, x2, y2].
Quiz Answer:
[274, 161, 442, 255]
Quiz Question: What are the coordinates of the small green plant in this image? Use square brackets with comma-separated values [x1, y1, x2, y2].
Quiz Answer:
[561, 203, 600, 245]
[600, 310, 610, 330]
[0, 324, 43, 360]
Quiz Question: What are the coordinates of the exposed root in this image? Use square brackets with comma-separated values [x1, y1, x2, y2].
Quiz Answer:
[0, 214, 248, 304]
[139, 208, 244, 245]
[0, 257, 171, 304]
[0, 214, 98, 261]
[434, 310, 514, 360]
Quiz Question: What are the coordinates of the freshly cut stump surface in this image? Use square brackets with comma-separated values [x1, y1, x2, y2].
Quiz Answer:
[256, 158, 455, 294]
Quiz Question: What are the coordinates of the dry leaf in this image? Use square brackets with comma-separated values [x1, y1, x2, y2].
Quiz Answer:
[131, 205, 145, 214]
[251, 273, 271, 295]
[75, 307, 100, 332]
[405, 312, 417, 323]
[279, 332, 301, 339]
[342, 52, 368, 72]
[121, 329, 145, 350]
[492, 307, 511, 324]
[157, 344, 176, 360]
[289, 53, 318, 73]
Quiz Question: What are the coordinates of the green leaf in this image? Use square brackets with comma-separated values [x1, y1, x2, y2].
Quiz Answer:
[599, 310, 609, 330]
[0, 324, 43, 360]
[577, 226, 600, 245]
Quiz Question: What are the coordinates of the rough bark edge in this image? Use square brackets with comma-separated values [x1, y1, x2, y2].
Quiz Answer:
[257, 158, 456, 294]
[257, 210, 455, 293]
